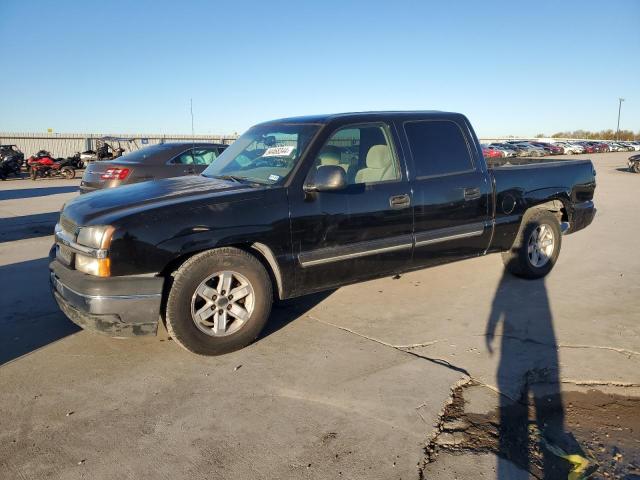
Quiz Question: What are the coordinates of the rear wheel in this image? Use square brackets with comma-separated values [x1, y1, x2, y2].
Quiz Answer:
[165, 247, 273, 355]
[61, 167, 75, 179]
[502, 210, 561, 279]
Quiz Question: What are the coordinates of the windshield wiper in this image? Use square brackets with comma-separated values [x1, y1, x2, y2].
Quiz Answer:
[212, 174, 263, 186]
[213, 174, 247, 184]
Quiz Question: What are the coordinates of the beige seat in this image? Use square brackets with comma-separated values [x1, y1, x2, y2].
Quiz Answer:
[317, 145, 349, 175]
[355, 145, 396, 184]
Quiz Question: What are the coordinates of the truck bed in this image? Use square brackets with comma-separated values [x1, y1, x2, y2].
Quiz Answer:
[486, 156, 577, 168]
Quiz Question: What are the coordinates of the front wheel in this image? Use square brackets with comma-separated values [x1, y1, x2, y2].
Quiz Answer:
[165, 247, 273, 355]
[631, 161, 640, 174]
[502, 210, 562, 279]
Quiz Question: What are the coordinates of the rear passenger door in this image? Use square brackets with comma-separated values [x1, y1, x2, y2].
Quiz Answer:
[289, 122, 413, 294]
[401, 119, 492, 267]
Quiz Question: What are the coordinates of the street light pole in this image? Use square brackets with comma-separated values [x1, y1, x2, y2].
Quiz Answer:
[616, 97, 625, 140]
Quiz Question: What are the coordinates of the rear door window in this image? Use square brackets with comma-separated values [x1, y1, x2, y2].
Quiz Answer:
[404, 120, 475, 178]
[171, 149, 195, 165]
[192, 148, 218, 165]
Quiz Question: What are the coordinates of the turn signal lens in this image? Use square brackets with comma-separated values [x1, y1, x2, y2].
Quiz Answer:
[75, 255, 111, 277]
[101, 168, 131, 180]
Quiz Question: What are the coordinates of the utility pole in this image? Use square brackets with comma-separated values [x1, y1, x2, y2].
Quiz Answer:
[616, 98, 625, 140]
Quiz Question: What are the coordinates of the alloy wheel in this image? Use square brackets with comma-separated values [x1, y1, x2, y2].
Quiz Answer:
[190, 271, 255, 336]
[527, 224, 555, 268]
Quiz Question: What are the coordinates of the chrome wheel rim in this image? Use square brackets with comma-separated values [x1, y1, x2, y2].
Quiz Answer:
[528, 224, 555, 268]
[191, 271, 255, 337]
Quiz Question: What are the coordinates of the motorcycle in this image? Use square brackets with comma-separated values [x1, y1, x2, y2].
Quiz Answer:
[0, 156, 23, 180]
[29, 154, 76, 180]
[56, 152, 84, 170]
[0, 145, 25, 173]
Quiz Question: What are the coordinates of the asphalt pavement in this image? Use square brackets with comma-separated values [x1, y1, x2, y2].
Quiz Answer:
[0, 153, 638, 479]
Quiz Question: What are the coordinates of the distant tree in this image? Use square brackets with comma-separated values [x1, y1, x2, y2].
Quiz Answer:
[535, 133, 545, 138]
[549, 129, 640, 140]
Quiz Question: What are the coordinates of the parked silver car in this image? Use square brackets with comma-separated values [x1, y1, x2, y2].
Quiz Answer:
[80, 142, 227, 194]
[512, 142, 546, 157]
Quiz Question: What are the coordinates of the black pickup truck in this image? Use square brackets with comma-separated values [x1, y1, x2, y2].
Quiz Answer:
[50, 111, 596, 355]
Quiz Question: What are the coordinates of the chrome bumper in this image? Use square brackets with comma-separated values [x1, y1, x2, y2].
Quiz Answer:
[50, 260, 162, 337]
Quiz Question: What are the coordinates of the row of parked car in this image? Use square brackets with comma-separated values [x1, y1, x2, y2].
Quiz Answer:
[481, 140, 640, 158]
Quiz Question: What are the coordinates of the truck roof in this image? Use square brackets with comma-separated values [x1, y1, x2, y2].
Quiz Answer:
[257, 110, 459, 125]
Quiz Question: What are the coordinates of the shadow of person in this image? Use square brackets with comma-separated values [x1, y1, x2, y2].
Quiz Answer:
[485, 271, 580, 479]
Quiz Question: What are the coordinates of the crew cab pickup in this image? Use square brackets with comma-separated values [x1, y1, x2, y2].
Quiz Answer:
[50, 112, 596, 355]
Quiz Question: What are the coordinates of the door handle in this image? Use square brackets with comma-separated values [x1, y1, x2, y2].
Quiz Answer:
[389, 194, 411, 209]
[463, 187, 481, 201]
[184, 167, 196, 174]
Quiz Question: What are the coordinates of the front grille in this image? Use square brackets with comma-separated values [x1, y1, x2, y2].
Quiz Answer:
[60, 215, 77, 235]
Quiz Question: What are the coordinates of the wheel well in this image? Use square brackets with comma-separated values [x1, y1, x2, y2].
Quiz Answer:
[526, 199, 568, 222]
[159, 244, 284, 301]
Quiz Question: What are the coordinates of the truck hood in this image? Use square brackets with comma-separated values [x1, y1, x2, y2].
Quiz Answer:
[63, 175, 258, 226]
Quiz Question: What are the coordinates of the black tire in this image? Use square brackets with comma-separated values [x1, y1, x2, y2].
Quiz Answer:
[632, 161, 640, 174]
[61, 167, 75, 179]
[502, 209, 562, 279]
[165, 247, 273, 355]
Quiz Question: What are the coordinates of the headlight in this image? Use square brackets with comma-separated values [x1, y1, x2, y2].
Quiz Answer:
[77, 225, 115, 249]
[75, 254, 111, 277]
[74, 225, 114, 277]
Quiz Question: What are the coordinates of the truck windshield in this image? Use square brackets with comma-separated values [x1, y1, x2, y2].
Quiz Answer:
[202, 123, 320, 185]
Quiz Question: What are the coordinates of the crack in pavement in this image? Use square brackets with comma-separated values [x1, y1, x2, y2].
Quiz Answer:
[480, 334, 640, 358]
[307, 315, 471, 376]
[307, 315, 639, 393]
[306, 314, 640, 479]
[559, 379, 640, 388]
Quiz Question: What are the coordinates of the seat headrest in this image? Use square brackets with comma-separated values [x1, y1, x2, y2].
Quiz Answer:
[366, 145, 391, 169]
[318, 146, 341, 166]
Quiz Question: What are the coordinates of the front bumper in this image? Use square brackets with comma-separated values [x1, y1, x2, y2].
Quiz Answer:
[49, 256, 163, 337]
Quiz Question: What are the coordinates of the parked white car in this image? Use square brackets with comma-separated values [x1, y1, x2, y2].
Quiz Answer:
[554, 142, 583, 155]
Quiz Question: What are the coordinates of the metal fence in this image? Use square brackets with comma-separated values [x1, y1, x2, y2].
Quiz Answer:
[0, 132, 239, 158]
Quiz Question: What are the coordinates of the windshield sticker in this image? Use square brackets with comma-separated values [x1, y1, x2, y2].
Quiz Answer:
[263, 146, 295, 157]
[268, 174, 280, 182]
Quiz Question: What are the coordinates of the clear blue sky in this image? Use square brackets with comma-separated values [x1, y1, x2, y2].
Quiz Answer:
[1, 0, 638, 137]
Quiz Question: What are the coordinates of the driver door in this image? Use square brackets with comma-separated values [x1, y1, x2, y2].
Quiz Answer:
[288, 123, 413, 295]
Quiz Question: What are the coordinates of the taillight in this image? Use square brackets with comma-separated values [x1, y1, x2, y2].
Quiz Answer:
[101, 168, 131, 180]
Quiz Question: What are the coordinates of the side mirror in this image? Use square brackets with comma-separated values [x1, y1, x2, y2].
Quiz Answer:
[304, 165, 347, 193]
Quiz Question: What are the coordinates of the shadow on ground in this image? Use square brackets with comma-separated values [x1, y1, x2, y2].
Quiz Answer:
[0, 185, 78, 201]
[0, 212, 59, 243]
[0, 258, 79, 365]
[260, 290, 335, 339]
[425, 273, 601, 478]
[485, 272, 583, 478]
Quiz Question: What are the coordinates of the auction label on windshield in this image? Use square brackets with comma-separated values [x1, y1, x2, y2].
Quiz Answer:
[263, 146, 295, 157]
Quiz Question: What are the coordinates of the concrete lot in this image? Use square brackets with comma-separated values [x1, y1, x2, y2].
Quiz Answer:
[0, 153, 638, 479]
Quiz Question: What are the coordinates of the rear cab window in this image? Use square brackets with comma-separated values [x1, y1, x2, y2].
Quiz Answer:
[404, 120, 475, 178]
